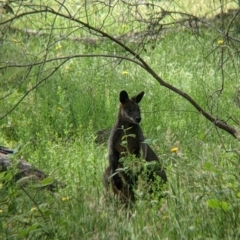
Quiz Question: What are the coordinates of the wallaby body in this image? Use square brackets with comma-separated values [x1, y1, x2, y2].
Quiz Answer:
[103, 90, 167, 203]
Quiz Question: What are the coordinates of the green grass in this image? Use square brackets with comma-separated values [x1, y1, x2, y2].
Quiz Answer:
[1, 0, 240, 239]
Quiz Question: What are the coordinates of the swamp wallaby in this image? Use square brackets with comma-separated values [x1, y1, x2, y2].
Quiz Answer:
[103, 90, 167, 203]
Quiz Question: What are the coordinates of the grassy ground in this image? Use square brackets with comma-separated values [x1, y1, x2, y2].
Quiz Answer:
[0, 0, 240, 239]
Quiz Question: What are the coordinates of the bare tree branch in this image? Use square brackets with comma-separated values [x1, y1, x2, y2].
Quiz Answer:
[0, 3, 239, 138]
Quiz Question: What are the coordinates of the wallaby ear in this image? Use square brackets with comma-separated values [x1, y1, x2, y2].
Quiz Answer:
[133, 91, 144, 103]
[119, 90, 129, 104]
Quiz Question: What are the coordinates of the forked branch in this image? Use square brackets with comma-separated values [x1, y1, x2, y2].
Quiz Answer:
[1, 8, 239, 138]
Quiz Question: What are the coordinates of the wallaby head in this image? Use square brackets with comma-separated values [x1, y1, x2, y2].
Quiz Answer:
[119, 90, 144, 125]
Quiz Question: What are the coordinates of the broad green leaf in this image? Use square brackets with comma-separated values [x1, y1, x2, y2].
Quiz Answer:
[121, 141, 127, 146]
[203, 162, 212, 170]
[144, 161, 156, 167]
[207, 199, 229, 211]
[143, 139, 152, 144]
[0, 171, 13, 181]
[207, 199, 220, 208]
[220, 201, 229, 211]
[40, 177, 54, 186]
[127, 134, 136, 138]
[16, 175, 38, 186]
[30, 177, 54, 188]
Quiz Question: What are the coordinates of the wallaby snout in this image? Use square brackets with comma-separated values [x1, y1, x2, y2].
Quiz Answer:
[136, 117, 141, 123]
[121, 106, 142, 125]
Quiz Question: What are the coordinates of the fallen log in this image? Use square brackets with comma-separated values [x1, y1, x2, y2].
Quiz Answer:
[0, 146, 65, 191]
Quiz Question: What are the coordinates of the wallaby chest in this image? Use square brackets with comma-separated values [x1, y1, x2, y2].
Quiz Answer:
[111, 124, 144, 156]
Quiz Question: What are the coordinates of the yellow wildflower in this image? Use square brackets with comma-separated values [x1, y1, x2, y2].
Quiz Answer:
[122, 71, 129, 76]
[31, 207, 37, 212]
[55, 45, 62, 50]
[57, 107, 62, 111]
[122, 24, 127, 29]
[217, 40, 223, 45]
[62, 196, 70, 202]
[0, 209, 3, 213]
[170, 147, 178, 153]
[13, 39, 22, 45]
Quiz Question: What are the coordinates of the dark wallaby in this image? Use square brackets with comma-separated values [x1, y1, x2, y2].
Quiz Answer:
[103, 90, 167, 203]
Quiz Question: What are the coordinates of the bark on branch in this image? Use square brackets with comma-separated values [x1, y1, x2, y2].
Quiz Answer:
[1, 8, 239, 138]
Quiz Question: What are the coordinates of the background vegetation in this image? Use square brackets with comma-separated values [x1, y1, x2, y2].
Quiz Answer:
[0, 0, 240, 239]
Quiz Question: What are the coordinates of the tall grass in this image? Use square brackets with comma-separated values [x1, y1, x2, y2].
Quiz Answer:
[1, 0, 240, 239]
